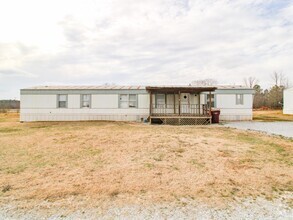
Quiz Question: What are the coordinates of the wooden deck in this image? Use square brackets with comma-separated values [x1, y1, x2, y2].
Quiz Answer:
[149, 104, 212, 125]
[146, 86, 216, 125]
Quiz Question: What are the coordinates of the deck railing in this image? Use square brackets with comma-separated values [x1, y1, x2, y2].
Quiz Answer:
[151, 104, 210, 116]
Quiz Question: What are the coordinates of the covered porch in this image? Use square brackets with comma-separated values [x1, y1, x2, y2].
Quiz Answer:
[146, 86, 217, 125]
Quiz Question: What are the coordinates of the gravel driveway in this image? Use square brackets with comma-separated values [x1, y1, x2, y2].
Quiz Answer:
[223, 121, 293, 138]
[0, 196, 292, 219]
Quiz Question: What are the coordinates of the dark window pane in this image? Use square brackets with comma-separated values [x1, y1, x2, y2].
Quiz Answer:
[59, 101, 66, 108]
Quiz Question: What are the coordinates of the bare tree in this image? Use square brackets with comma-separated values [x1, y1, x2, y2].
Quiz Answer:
[268, 71, 291, 109]
[191, 78, 218, 86]
[272, 71, 279, 86]
[243, 77, 259, 88]
[271, 71, 288, 87]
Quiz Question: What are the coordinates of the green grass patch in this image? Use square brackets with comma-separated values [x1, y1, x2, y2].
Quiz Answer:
[253, 115, 291, 122]
[220, 129, 292, 166]
[4, 164, 27, 174]
[228, 132, 288, 155]
[189, 159, 205, 168]
[84, 148, 102, 156]
[144, 163, 155, 169]
[29, 125, 51, 129]
[218, 149, 233, 157]
[0, 127, 22, 133]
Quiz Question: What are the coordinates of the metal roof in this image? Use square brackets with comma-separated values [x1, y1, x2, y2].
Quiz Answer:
[23, 85, 146, 90]
[146, 86, 217, 93]
[145, 85, 252, 90]
[22, 85, 253, 90]
[216, 85, 252, 90]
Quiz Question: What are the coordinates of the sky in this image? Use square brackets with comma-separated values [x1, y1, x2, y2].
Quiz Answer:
[0, 0, 292, 99]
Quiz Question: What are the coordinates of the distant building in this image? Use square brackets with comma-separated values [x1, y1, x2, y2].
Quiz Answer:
[20, 85, 254, 124]
[283, 87, 293, 115]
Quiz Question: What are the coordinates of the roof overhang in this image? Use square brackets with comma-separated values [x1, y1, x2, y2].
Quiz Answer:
[145, 86, 217, 93]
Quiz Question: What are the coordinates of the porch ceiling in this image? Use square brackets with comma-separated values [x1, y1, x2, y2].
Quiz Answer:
[146, 86, 217, 93]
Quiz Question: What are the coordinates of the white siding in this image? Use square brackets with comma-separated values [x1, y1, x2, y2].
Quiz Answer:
[190, 94, 200, 105]
[200, 94, 206, 105]
[283, 89, 293, 114]
[68, 95, 80, 109]
[20, 93, 149, 122]
[92, 94, 118, 108]
[216, 94, 253, 121]
[21, 95, 56, 108]
[138, 94, 149, 108]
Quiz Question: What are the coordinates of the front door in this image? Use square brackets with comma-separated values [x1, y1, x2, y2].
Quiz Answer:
[180, 93, 190, 114]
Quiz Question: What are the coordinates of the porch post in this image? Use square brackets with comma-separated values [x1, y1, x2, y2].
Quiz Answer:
[165, 93, 167, 115]
[198, 93, 201, 115]
[173, 93, 176, 114]
[209, 91, 212, 115]
[149, 92, 152, 116]
[178, 90, 181, 116]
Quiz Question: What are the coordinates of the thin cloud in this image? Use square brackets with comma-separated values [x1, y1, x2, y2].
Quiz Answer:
[0, 68, 37, 78]
[0, 0, 292, 99]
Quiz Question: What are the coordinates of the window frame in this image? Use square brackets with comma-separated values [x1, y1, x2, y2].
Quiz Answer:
[57, 94, 68, 108]
[207, 93, 215, 108]
[155, 94, 166, 108]
[81, 94, 91, 108]
[128, 94, 137, 108]
[119, 94, 138, 108]
[236, 94, 244, 105]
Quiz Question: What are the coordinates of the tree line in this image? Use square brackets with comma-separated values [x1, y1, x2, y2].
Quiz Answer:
[244, 72, 291, 109]
[192, 72, 291, 109]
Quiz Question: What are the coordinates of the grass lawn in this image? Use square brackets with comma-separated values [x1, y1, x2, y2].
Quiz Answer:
[253, 110, 293, 121]
[0, 113, 292, 210]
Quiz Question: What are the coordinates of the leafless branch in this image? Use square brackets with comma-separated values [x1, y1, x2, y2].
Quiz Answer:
[243, 77, 259, 88]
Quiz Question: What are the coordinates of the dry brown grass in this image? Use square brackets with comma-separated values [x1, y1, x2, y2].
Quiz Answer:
[0, 112, 19, 123]
[0, 113, 292, 209]
[253, 110, 293, 121]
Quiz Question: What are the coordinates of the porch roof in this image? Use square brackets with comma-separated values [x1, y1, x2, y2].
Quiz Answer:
[145, 85, 217, 93]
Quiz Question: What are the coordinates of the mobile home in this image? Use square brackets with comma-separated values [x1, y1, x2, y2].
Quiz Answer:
[20, 85, 254, 124]
[283, 87, 293, 115]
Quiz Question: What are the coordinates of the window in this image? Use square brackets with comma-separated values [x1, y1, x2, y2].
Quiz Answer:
[81, 94, 91, 108]
[58, 95, 67, 108]
[120, 94, 128, 108]
[207, 94, 215, 107]
[129, 94, 137, 108]
[156, 94, 165, 108]
[236, 94, 244, 105]
[119, 94, 137, 108]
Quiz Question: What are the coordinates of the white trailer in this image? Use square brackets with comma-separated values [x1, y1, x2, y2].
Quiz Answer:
[20, 85, 254, 123]
[283, 88, 293, 115]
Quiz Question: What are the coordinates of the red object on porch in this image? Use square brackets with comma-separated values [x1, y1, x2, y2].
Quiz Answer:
[211, 109, 220, 123]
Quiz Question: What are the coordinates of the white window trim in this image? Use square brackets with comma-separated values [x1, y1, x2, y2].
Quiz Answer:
[81, 94, 91, 108]
[236, 94, 244, 105]
[57, 94, 68, 108]
[119, 94, 138, 108]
